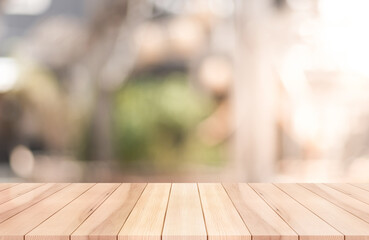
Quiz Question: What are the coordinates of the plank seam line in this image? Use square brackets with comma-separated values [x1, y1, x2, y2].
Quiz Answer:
[221, 183, 252, 239]
[0, 183, 20, 193]
[116, 183, 149, 240]
[298, 183, 369, 229]
[161, 183, 173, 240]
[274, 184, 345, 238]
[348, 183, 369, 194]
[323, 183, 369, 207]
[22, 183, 97, 240]
[69, 183, 123, 240]
[197, 183, 208, 240]
[0, 183, 46, 207]
[0, 183, 71, 225]
[323, 184, 354, 196]
[299, 184, 369, 223]
[247, 184, 300, 240]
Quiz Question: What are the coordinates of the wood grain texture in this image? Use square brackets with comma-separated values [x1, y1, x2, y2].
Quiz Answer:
[0, 183, 43, 205]
[26, 183, 119, 240]
[72, 183, 146, 240]
[223, 183, 297, 240]
[250, 183, 342, 240]
[353, 183, 369, 192]
[0, 184, 18, 192]
[326, 183, 369, 205]
[118, 183, 171, 240]
[0, 183, 367, 240]
[277, 183, 369, 240]
[0, 183, 94, 240]
[198, 183, 251, 240]
[162, 183, 207, 240]
[0, 183, 68, 224]
[301, 183, 369, 224]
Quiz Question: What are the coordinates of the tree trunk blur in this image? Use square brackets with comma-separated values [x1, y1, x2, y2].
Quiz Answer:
[86, 0, 149, 170]
[232, 0, 277, 181]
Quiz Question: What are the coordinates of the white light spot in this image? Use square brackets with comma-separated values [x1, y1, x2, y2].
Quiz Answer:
[5, 0, 51, 15]
[0, 58, 19, 93]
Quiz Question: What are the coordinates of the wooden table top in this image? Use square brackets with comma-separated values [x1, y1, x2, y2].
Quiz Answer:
[0, 183, 368, 240]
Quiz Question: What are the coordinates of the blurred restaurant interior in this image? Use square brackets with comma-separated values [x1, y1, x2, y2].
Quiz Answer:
[1, 0, 369, 182]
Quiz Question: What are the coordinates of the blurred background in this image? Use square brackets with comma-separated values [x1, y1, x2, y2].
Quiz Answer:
[0, 0, 369, 182]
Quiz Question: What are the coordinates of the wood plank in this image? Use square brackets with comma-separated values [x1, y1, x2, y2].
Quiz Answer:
[27, 183, 119, 240]
[0, 183, 43, 205]
[162, 183, 207, 240]
[118, 183, 171, 240]
[223, 183, 297, 240]
[250, 183, 342, 240]
[0, 183, 68, 223]
[0, 183, 94, 240]
[326, 183, 369, 205]
[198, 183, 251, 240]
[0, 183, 367, 240]
[72, 183, 146, 240]
[0, 184, 19, 192]
[301, 183, 369, 224]
[351, 184, 369, 194]
[277, 183, 369, 240]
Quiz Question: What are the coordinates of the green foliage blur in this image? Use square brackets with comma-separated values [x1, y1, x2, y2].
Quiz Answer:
[112, 73, 225, 172]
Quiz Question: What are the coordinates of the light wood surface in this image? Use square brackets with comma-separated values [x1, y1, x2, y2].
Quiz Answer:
[277, 183, 369, 240]
[223, 183, 297, 240]
[0, 184, 18, 192]
[326, 183, 369, 205]
[250, 183, 342, 240]
[72, 183, 146, 240]
[301, 183, 369, 224]
[0, 183, 43, 205]
[162, 183, 206, 240]
[27, 183, 119, 240]
[119, 183, 171, 240]
[0, 183, 94, 240]
[198, 183, 251, 240]
[0, 183, 68, 224]
[0, 183, 367, 240]
[354, 183, 369, 192]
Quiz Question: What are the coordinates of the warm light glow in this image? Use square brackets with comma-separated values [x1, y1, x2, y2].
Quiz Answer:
[134, 23, 167, 64]
[168, 17, 205, 56]
[10, 145, 35, 178]
[199, 56, 232, 95]
[292, 105, 319, 143]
